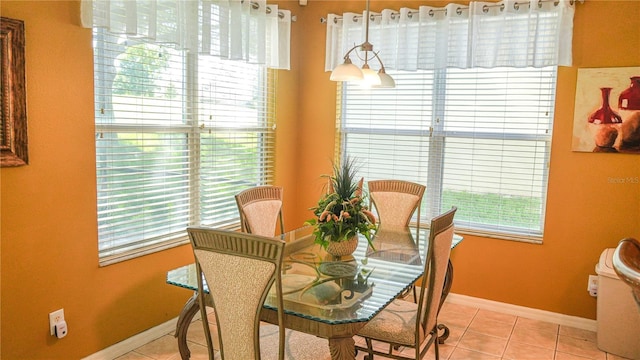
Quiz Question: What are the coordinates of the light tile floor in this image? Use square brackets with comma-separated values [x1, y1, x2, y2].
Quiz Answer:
[115, 302, 633, 360]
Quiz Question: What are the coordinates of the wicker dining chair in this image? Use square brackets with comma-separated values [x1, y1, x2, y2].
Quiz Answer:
[613, 237, 640, 308]
[368, 180, 426, 302]
[355, 207, 457, 360]
[235, 185, 285, 237]
[368, 180, 426, 231]
[187, 227, 331, 360]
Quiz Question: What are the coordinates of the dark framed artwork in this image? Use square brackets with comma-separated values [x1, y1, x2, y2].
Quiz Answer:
[1, 16, 28, 167]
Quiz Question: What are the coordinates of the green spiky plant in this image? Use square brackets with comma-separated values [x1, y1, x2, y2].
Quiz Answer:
[305, 157, 377, 249]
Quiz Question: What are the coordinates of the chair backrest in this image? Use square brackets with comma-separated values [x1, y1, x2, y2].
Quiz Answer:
[613, 237, 640, 307]
[417, 207, 457, 336]
[368, 180, 426, 230]
[235, 186, 284, 237]
[187, 227, 286, 360]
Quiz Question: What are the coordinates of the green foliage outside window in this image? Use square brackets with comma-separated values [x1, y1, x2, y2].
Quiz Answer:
[113, 45, 171, 97]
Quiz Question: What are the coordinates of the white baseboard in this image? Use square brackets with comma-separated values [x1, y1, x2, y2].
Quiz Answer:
[83, 294, 596, 359]
[81, 317, 179, 360]
[445, 292, 597, 332]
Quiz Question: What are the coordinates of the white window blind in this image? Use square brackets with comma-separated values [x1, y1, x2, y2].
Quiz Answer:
[94, 28, 275, 264]
[340, 67, 556, 241]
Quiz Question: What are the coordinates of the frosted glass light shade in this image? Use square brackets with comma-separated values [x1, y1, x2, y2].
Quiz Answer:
[330, 62, 364, 81]
[361, 67, 381, 87]
[375, 71, 396, 88]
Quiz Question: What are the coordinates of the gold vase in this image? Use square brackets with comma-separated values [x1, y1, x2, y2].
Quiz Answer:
[326, 236, 359, 257]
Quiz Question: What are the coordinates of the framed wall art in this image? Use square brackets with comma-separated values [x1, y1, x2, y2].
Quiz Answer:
[1, 16, 28, 167]
[572, 67, 640, 154]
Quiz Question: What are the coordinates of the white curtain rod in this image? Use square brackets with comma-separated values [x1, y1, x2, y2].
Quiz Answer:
[320, 0, 580, 23]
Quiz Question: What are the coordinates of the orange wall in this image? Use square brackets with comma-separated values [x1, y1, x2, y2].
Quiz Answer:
[0, 0, 638, 359]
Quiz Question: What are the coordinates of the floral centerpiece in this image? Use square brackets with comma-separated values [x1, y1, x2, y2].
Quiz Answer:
[305, 158, 377, 256]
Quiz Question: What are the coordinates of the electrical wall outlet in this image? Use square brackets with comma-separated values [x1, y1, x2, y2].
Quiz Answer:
[587, 275, 598, 297]
[49, 309, 65, 336]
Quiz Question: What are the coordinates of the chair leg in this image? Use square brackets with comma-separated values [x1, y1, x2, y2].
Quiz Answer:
[364, 337, 375, 360]
[198, 298, 215, 360]
[201, 310, 215, 360]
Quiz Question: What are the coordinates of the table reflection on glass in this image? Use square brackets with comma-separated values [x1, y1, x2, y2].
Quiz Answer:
[166, 226, 462, 360]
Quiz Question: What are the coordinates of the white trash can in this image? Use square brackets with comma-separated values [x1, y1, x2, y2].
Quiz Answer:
[595, 248, 640, 360]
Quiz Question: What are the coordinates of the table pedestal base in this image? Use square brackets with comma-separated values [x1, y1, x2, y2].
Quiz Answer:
[329, 337, 356, 360]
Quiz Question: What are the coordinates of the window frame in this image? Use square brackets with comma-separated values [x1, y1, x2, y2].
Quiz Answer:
[338, 66, 557, 243]
[93, 28, 276, 265]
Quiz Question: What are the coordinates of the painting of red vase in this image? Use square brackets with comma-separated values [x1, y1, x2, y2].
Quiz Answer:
[572, 67, 640, 154]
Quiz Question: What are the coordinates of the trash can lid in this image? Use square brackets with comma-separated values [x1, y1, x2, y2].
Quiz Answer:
[596, 248, 619, 279]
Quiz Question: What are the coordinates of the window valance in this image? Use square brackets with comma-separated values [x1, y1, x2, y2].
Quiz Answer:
[81, 0, 291, 70]
[325, 0, 574, 71]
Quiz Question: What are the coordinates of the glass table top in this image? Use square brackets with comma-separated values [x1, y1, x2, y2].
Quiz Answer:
[167, 226, 462, 325]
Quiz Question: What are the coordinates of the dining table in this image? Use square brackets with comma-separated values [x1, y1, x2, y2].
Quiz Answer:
[166, 225, 463, 360]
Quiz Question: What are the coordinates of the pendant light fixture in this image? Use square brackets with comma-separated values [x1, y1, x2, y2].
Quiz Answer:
[329, 0, 395, 88]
